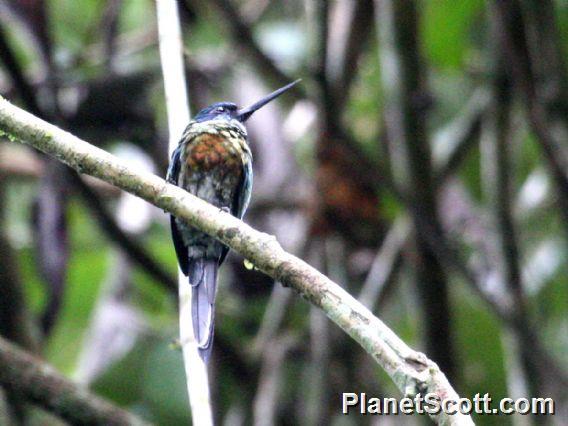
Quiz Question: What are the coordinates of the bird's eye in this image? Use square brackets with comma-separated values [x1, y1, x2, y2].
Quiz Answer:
[216, 106, 225, 113]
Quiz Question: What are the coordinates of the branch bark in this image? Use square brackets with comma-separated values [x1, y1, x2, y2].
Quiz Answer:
[0, 94, 472, 425]
[0, 335, 148, 425]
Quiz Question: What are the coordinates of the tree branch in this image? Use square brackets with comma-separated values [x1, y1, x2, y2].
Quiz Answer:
[377, 0, 455, 381]
[0, 335, 148, 425]
[491, 0, 568, 240]
[0, 95, 472, 425]
[68, 171, 177, 293]
[0, 22, 42, 116]
[191, 0, 306, 102]
[155, 0, 213, 424]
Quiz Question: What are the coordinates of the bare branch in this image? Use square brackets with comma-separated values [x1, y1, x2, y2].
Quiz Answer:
[0, 93, 473, 425]
[0, 23, 42, 116]
[252, 333, 298, 426]
[192, 0, 306, 101]
[0, 334, 149, 425]
[377, 0, 455, 380]
[156, 1, 214, 424]
[68, 171, 177, 292]
[358, 216, 409, 311]
[491, 0, 568, 239]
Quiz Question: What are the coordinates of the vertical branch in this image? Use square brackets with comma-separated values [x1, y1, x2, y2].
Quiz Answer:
[100, 0, 123, 70]
[0, 174, 39, 422]
[35, 162, 69, 335]
[480, 67, 541, 397]
[520, 0, 568, 101]
[377, 0, 455, 381]
[302, 239, 331, 426]
[482, 12, 567, 400]
[491, 0, 568, 241]
[252, 334, 297, 426]
[314, 0, 332, 127]
[155, 1, 213, 424]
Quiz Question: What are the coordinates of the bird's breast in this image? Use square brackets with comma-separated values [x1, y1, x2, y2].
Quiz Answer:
[185, 132, 247, 174]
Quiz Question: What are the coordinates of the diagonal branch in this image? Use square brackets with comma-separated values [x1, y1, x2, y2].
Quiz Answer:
[68, 171, 177, 292]
[0, 96, 473, 425]
[0, 334, 149, 425]
[190, 0, 306, 101]
[0, 23, 42, 116]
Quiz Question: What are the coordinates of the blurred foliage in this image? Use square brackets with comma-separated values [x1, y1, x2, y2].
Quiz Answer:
[0, 0, 566, 425]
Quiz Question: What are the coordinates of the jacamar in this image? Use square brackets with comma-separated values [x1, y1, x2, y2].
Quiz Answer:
[167, 80, 299, 362]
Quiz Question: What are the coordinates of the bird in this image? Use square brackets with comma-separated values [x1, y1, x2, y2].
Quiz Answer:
[166, 80, 300, 362]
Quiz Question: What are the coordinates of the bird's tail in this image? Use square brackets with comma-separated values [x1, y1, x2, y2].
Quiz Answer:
[188, 258, 218, 363]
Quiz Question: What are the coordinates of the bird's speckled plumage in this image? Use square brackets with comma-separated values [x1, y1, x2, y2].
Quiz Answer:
[168, 118, 253, 262]
[166, 81, 299, 362]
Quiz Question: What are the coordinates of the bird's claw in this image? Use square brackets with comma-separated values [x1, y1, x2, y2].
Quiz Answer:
[219, 206, 231, 214]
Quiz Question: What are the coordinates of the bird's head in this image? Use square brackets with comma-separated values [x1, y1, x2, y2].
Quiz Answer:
[193, 79, 300, 124]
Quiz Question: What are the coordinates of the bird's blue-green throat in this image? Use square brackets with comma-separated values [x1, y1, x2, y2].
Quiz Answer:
[167, 80, 300, 362]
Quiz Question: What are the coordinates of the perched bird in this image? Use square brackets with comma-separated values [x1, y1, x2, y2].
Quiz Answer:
[167, 80, 300, 362]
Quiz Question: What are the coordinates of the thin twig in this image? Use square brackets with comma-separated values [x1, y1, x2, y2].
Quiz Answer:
[251, 284, 292, 354]
[100, 0, 123, 69]
[358, 216, 409, 311]
[35, 161, 69, 335]
[155, 1, 213, 424]
[0, 23, 42, 116]
[192, 0, 306, 101]
[333, 0, 375, 113]
[433, 88, 489, 186]
[252, 333, 298, 426]
[69, 171, 177, 292]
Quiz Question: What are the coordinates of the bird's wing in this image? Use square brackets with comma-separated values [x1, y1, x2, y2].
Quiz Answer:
[233, 159, 253, 219]
[218, 158, 253, 265]
[170, 217, 189, 275]
[166, 145, 183, 184]
[167, 145, 190, 275]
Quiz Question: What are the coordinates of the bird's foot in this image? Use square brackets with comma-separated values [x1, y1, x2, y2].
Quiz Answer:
[219, 206, 231, 214]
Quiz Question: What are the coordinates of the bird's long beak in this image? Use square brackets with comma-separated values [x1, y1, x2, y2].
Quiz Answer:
[236, 79, 301, 122]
